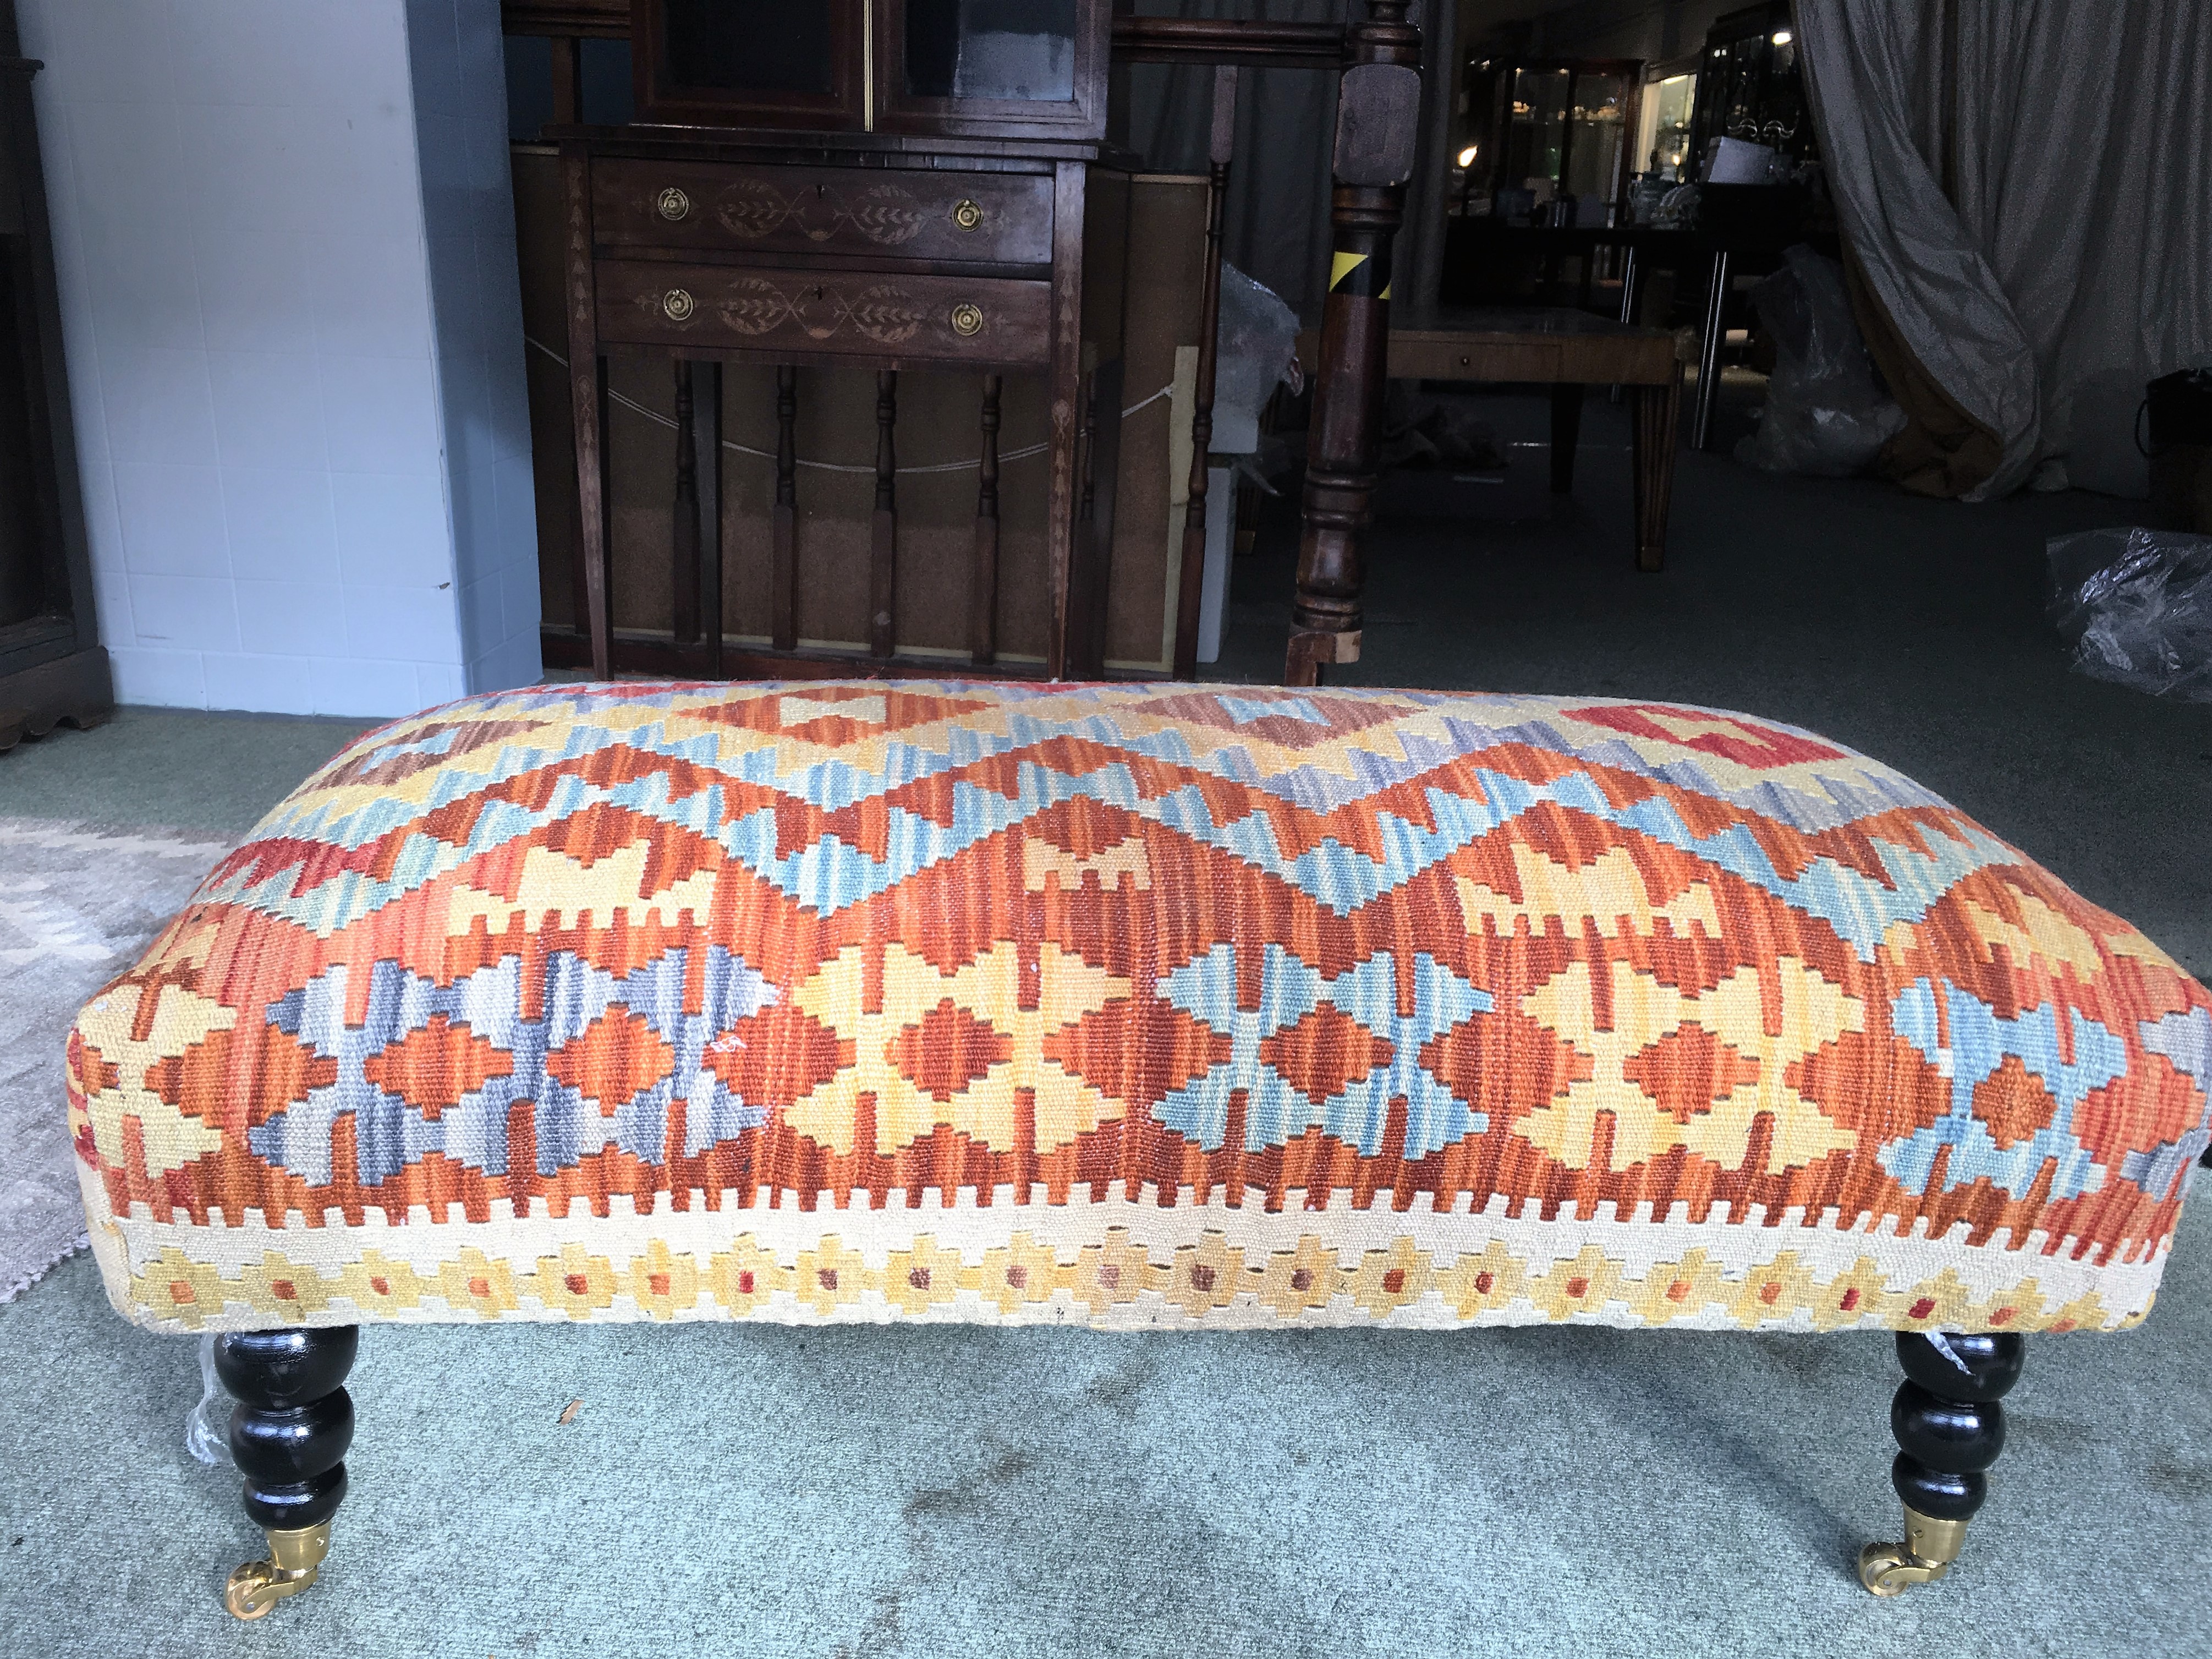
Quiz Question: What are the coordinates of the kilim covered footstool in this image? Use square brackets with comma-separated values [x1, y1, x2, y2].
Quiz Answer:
[66, 681, 2211, 1615]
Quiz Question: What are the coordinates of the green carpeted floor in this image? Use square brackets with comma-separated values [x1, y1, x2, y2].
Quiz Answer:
[3, 397, 2209, 1656]
[4, 1207, 2210, 1659]
[0, 707, 374, 836]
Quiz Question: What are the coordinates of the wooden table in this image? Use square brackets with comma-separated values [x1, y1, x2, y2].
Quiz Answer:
[1300, 305, 1689, 574]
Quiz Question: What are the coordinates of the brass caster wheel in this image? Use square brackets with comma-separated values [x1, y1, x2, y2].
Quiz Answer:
[1857, 1541, 1945, 1597]
[1858, 1507, 1968, 1597]
[224, 1561, 286, 1620]
[221, 1523, 330, 1620]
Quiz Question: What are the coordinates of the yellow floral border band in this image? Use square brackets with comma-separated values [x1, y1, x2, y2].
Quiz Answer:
[86, 1179, 2159, 1337]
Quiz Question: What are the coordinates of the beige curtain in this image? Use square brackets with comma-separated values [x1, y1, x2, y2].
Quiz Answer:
[1798, 0, 2212, 500]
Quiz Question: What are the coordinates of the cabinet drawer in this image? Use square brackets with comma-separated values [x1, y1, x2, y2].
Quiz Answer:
[595, 260, 1054, 366]
[592, 159, 1055, 266]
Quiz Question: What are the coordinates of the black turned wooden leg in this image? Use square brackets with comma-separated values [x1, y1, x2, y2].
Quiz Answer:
[1859, 1332, 2023, 1596]
[214, 1326, 358, 1620]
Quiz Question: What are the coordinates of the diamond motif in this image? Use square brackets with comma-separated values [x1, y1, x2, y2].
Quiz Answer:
[1260, 1005, 1392, 1108]
[886, 999, 1013, 1104]
[363, 1014, 509, 1121]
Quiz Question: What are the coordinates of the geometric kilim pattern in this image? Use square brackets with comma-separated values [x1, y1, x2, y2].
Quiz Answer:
[67, 682, 2212, 1335]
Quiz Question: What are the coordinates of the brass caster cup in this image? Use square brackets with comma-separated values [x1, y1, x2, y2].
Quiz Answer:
[1858, 1508, 1969, 1597]
[223, 1523, 331, 1620]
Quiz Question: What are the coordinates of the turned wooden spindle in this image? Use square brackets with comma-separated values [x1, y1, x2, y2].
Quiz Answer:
[1173, 64, 1238, 679]
[971, 373, 1002, 667]
[562, 144, 612, 680]
[1078, 369, 1100, 529]
[871, 370, 898, 659]
[671, 360, 700, 646]
[1286, 1, 1420, 687]
[216, 1326, 359, 1620]
[772, 364, 798, 653]
[1859, 1332, 2025, 1595]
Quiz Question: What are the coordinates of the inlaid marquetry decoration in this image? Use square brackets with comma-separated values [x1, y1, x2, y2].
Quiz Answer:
[66, 683, 2211, 1336]
[714, 179, 930, 246]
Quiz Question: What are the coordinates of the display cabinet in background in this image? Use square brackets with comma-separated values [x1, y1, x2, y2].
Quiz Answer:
[1448, 55, 1643, 225]
[1687, 2, 1812, 170]
[1632, 61, 1698, 182]
[636, 0, 1110, 139]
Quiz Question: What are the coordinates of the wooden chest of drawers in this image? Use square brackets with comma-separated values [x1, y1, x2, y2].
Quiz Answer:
[595, 259, 1055, 368]
[591, 157, 1056, 266]
[557, 128, 1127, 683]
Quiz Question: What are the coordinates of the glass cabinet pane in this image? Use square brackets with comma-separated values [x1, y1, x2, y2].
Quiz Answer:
[1642, 73, 1697, 178]
[1564, 72, 1629, 200]
[904, 0, 1078, 103]
[661, 0, 833, 95]
[1506, 69, 1570, 190]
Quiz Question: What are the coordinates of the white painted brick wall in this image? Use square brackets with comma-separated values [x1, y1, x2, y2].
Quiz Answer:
[17, 0, 540, 716]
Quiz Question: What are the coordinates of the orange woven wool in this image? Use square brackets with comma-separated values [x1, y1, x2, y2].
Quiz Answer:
[67, 682, 2211, 1335]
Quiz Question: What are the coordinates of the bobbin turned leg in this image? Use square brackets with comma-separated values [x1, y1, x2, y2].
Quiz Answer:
[1859, 1331, 2023, 1595]
[214, 1326, 358, 1620]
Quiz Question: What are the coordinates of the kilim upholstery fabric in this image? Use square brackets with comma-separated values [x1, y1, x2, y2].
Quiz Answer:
[67, 682, 2212, 1336]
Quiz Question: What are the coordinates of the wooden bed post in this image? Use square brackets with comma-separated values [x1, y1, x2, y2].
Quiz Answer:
[1286, 1, 1420, 687]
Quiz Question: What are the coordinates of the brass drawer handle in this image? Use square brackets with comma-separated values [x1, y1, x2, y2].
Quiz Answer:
[656, 187, 691, 222]
[951, 198, 983, 231]
[949, 302, 984, 337]
[662, 288, 696, 323]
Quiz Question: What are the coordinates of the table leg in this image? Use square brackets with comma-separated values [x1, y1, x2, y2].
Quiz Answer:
[1631, 363, 1683, 572]
[1551, 382, 1584, 494]
[1692, 248, 1730, 451]
[1609, 245, 1640, 404]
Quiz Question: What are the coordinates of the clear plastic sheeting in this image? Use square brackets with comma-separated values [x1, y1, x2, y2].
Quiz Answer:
[1736, 246, 1906, 477]
[186, 1332, 234, 1466]
[1211, 263, 1302, 455]
[2048, 527, 2212, 702]
[1379, 383, 1502, 472]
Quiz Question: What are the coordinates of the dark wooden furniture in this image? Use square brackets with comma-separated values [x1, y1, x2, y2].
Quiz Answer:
[504, 0, 1418, 692]
[1297, 305, 1687, 574]
[552, 0, 1129, 681]
[1441, 214, 1812, 452]
[1286, 2, 1423, 687]
[0, 9, 109, 751]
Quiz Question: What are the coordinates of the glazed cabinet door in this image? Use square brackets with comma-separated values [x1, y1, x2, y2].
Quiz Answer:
[873, 0, 1110, 138]
[632, 0, 868, 130]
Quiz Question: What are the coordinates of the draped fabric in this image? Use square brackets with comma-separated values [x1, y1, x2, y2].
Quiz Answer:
[1798, 0, 2212, 501]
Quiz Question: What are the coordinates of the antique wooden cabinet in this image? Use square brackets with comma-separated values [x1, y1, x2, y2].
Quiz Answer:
[556, 0, 1128, 680]
[0, 7, 109, 749]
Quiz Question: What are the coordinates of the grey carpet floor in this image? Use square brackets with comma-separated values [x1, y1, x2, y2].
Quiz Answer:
[2, 397, 2208, 1655]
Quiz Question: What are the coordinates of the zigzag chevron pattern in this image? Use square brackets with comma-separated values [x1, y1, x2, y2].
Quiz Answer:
[65, 682, 2212, 1335]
